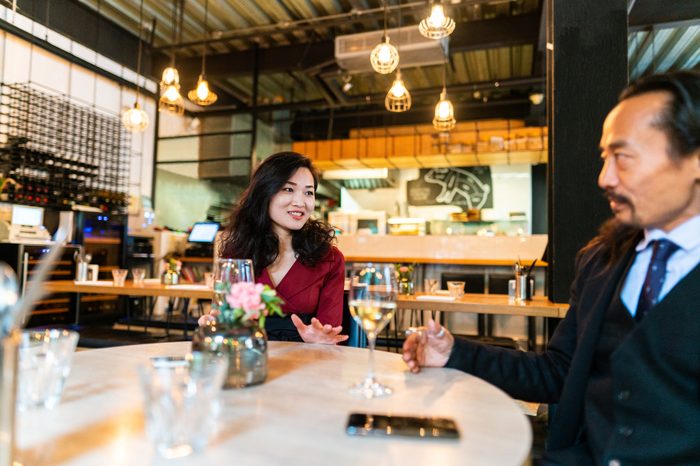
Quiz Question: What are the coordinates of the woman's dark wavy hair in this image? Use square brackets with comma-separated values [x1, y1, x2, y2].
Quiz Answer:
[579, 70, 700, 270]
[219, 151, 335, 275]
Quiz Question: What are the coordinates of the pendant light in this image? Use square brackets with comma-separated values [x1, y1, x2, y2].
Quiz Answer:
[122, 0, 149, 132]
[385, 70, 411, 112]
[159, 0, 184, 115]
[433, 62, 456, 131]
[370, 0, 399, 74]
[385, 10, 410, 112]
[419, 1, 455, 40]
[188, 0, 218, 106]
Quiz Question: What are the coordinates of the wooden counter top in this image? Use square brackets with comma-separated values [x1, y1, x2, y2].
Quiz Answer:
[397, 293, 568, 318]
[345, 256, 548, 266]
[44, 280, 213, 300]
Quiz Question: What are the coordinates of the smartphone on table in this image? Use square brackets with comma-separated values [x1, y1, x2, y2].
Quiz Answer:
[346, 413, 460, 439]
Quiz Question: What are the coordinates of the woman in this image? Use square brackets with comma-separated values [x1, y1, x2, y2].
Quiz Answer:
[199, 151, 347, 344]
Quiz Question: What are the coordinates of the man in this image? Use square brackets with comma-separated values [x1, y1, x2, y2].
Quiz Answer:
[402, 71, 700, 465]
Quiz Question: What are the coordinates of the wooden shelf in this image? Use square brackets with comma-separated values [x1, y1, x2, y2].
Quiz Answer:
[174, 256, 213, 263]
[84, 238, 121, 245]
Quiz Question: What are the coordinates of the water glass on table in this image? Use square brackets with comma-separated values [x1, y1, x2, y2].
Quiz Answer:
[112, 268, 128, 286]
[447, 281, 465, 298]
[131, 267, 146, 285]
[139, 353, 228, 459]
[18, 329, 79, 410]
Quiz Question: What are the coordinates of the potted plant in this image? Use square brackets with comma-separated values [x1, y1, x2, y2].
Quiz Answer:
[192, 282, 284, 388]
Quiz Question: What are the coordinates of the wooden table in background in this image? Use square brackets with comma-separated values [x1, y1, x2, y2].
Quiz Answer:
[397, 293, 569, 350]
[44, 280, 213, 300]
[44, 280, 212, 337]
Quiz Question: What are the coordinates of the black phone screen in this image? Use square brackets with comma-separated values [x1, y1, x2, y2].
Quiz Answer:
[346, 413, 460, 439]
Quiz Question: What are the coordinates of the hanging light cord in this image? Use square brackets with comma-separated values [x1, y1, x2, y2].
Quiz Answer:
[442, 56, 447, 92]
[201, 0, 209, 75]
[135, 0, 144, 102]
[169, 0, 177, 65]
[383, 0, 388, 40]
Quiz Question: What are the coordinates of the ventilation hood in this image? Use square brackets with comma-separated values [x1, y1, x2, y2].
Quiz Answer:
[335, 25, 446, 73]
[322, 168, 397, 190]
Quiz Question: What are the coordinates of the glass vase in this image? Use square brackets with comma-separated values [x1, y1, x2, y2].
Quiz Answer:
[161, 270, 180, 285]
[191, 323, 268, 388]
[398, 278, 414, 295]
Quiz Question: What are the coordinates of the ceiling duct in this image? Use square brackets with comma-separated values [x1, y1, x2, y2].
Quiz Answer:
[335, 25, 446, 73]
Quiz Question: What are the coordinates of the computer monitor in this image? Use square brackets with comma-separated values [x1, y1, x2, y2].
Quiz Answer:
[11, 204, 44, 226]
[187, 222, 220, 243]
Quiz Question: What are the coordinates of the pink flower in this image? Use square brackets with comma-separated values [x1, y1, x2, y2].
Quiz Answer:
[226, 282, 266, 315]
[399, 266, 409, 273]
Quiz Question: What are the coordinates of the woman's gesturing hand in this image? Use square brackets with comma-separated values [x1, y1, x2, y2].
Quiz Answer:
[291, 314, 349, 345]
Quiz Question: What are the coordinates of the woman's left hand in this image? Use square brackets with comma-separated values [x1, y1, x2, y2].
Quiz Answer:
[291, 314, 349, 345]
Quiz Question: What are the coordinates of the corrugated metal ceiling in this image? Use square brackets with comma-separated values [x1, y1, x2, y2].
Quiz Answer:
[69, 0, 698, 112]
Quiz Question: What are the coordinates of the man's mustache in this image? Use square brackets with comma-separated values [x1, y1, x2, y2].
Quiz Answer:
[604, 190, 631, 206]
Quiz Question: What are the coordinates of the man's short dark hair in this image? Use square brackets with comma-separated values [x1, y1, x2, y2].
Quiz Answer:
[620, 71, 700, 159]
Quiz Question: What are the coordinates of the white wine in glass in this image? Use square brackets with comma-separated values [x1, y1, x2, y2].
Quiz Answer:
[348, 263, 397, 399]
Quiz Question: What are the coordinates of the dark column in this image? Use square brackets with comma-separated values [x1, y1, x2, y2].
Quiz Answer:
[546, 0, 628, 303]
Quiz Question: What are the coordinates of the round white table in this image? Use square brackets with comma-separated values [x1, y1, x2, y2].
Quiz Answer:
[15, 342, 531, 466]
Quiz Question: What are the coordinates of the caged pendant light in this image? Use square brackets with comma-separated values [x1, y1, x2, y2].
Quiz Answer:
[370, 0, 399, 74]
[188, 0, 218, 106]
[122, 0, 149, 132]
[419, 1, 455, 40]
[385, 70, 411, 112]
[159, 0, 184, 115]
[432, 62, 456, 131]
[385, 10, 410, 113]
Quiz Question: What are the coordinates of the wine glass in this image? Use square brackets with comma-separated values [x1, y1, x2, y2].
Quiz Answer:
[348, 262, 398, 399]
[212, 259, 254, 312]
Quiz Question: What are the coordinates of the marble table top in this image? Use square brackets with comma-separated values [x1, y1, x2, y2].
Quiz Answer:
[15, 341, 531, 466]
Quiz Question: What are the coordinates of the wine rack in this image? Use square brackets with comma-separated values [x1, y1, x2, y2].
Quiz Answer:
[0, 243, 81, 326]
[0, 82, 130, 213]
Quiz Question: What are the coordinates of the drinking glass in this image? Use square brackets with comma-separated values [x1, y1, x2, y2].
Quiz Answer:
[348, 263, 397, 399]
[139, 352, 228, 459]
[213, 259, 254, 311]
[423, 278, 439, 294]
[447, 281, 465, 298]
[112, 268, 128, 286]
[131, 267, 146, 285]
[18, 329, 79, 410]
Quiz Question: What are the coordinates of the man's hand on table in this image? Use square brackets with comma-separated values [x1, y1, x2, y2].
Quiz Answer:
[402, 319, 453, 373]
[291, 314, 349, 345]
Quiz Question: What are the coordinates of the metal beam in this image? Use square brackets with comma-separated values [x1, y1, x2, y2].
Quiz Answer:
[629, 0, 700, 29]
[195, 76, 544, 116]
[289, 100, 532, 140]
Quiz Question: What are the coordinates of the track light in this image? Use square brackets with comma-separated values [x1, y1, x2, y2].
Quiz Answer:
[342, 74, 353, 92]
